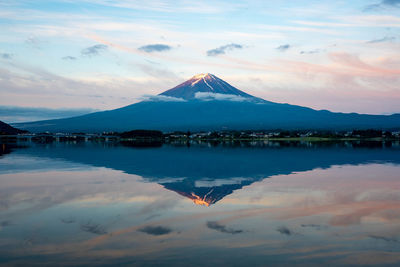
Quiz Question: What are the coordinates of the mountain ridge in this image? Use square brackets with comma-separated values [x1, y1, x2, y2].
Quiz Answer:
[0, 120, 27, 135]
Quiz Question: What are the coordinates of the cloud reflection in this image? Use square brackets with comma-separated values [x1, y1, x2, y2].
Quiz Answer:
[138, 225, 172, 236]
[80, 220, 107, 235]
[1, 143, 400, 265]
[206, 221, 243, 234]
[276, 226, 293, 236]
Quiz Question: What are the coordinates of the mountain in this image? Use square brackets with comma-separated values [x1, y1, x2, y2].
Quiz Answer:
[0, 120, 27, 135]
[161, 73, 258, 100]
[13, 73, 400, 133]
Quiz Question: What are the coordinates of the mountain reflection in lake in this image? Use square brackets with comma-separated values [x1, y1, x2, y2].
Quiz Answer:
[0, 141, 400, 266]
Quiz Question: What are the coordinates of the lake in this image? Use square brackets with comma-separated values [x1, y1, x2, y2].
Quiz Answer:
[1, 141, 400, 266]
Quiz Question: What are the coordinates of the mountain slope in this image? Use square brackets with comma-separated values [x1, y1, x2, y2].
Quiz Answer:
[13, 74, 400, 132]
[0, 120, 27, 135]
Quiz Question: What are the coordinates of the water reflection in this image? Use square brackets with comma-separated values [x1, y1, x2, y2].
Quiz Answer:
[0, 141, 399, 266]
[3, 141, 399, 207]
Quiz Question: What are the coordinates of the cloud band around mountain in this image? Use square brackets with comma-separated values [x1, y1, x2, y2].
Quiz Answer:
[140, 95, 186, 102]
[194, 92, 250, 102]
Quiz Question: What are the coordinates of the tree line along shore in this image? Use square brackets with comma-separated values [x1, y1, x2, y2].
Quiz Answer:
[1, 129, 400, 143]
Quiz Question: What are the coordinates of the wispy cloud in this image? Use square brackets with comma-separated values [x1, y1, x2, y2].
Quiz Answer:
[276, 44, 291, 52]
[206, 221, 243, 234]
[300, 49, 321, 54]
[257, 24, 340, 34]
[81, 44, 108, 57]
[328, 52, 400, 76]
[138, 44, 172, 53]
[342, 15, 400, 27]
[137, 63, 181, 84]
[365, 0, 400, 11]
[139, 198, 177, 215]
[60, 216, 76, 224]
[0, 105, 97, 123]
[25, 36, 43, 49]
[0, 62, 183, 111]
[301, 224, 326, 230]
[369, 235, 399, 242]
[383, 0, 400, 5]
[207, 43, 243, 56]
[78, 0, 242, 14]
[292, 20, 353, 28]
[62, 56, 77, 60]
[293, 15, 400, 28]
[0, 53, 12, 59]
[367, 36, 396, 43]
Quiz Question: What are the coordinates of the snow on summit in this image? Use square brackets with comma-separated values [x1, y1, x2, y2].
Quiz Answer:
[160, 73, 256, 100]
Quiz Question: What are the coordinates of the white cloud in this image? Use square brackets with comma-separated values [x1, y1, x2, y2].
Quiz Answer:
[194, 92, 250, 102]
[139, 94, 186, 102]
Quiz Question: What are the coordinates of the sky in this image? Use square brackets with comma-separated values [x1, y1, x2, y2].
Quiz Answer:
[0, 0, 400, 122]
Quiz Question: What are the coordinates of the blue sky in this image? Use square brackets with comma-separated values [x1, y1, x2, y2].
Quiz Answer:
[1, 0, 400, 121]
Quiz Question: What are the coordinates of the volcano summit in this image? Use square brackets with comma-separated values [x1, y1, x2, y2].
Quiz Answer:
[160, 73, 257, 101]
[15, 74, 400, 132]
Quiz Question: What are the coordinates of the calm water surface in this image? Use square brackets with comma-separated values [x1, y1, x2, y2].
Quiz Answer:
[0, 141, 400, 266]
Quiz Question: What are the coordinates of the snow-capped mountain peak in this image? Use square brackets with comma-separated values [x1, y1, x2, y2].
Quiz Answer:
[191, 73, 211, 79]
[160, 73, 256, 100]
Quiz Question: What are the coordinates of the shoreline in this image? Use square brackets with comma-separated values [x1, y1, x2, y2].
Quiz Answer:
[1, 134, 400, 143]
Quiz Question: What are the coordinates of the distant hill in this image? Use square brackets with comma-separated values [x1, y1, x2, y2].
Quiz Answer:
[0, 120, 27, 135]
[14, 73, 400, 133]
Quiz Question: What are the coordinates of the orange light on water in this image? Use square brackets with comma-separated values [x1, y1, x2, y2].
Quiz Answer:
[190, 192, 211, 207]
